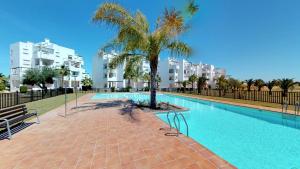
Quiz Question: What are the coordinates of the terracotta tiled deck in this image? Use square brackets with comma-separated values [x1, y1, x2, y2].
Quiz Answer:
[0, 94, 235, 169]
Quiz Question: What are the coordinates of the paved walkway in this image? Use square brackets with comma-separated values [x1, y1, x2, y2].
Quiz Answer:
[0, 94, 235, 169]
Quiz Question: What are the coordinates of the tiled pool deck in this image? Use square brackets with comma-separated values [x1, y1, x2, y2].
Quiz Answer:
[0, 94, 235, 169]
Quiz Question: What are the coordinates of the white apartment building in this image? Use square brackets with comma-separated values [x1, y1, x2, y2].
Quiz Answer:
[92, 52, 226, 89]
[158, 57, 226, 88]
[93, 51, 150, 89]
[10, 38, 87, 92]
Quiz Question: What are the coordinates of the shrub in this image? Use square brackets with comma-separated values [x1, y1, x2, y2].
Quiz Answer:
[111, 86, 115, 92]
[125, 86, 132, 92]
[0, 83, 5, 91]
[20, 86, 28, 93]
[144, 86, 150, 91]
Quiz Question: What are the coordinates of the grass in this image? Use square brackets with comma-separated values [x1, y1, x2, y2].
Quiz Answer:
[26, 92, 87, 116]
[164, 92, 296, 111]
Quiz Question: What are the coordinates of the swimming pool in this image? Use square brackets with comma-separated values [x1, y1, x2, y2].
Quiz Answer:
[92, 93, 300, 169]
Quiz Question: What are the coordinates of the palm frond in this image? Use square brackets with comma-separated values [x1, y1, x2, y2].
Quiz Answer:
[93, 2, 133, 27]
[167, 41, 192, 57]
[161, 8, 185, 36]
[101, 39, 123, 52]
[186, 0, 199, 16]
[108, 53, 130, 69]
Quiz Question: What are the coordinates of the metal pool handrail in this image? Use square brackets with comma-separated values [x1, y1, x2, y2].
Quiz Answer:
[164, 111, 189, 137]
[295, 101, 300, 115]
[174, 112, 189, 137]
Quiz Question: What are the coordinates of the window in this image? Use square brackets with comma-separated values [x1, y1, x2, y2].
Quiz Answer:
[104, 64, 107, 69]
[109, 73, 115, 78]
[169, 69, 174, 73]
[104, 74, 107, 78]
[169, 76, 174, 80]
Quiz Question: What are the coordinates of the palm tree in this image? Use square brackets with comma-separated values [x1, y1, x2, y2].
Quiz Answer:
[182, 80, 189, 93]
[278, 78, 298, 97]
[93, 1, 198, 108]
[122, 57, 143, 88]
[228, 78, 242, 90]
[156, 75, 161, 89]
[197, 76, 208, 94]
[59, 65, 70, 88]
[81, 76, 93, 91]
[142, 73, 151, 88]
[245, 79, 254, 91]
[265, 79, 278, 95]
[188, 74, 197, 91]
[0, 73, 6, 91]
[254, 79, 265, 91]
[216, 75, 228, 96]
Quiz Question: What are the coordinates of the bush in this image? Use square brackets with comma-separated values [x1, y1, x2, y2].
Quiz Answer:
[125, 86, 132, 92]
[82, 85, 92, 91]
[19, 86, 28, 93]
[111, 86, 115, 92]
[0, 83, 5, 91]
[144, 86, 150, 91]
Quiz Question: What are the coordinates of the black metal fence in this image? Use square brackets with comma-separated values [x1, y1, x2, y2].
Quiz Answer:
[161, 88, 300, 105]
[0, 88, 75, 109]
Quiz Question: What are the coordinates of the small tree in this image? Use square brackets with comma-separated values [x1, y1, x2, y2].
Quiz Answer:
[254, 79, 265, 91]
[59, 65, 70, 88]
[81, 76, 93, 91]
[0, 73, 7, 91]
[245, 79, 254, 91]
[182, 80, 189, 93]
[278, 78, 298, 97]
[188, 74, 197, 90]
[265, 79, 278, 95]
[23, 67, 58, 94]
[197, 76, 208, 94]
[142, 73, 151, 88]
[228, 78, 242, 90]
[216, 75, 228, 96]
[120, 57, 143, 88]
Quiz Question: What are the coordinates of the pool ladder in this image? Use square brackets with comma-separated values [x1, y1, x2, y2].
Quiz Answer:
[281, 100, 300, 127]
[163, 111, 189, 137]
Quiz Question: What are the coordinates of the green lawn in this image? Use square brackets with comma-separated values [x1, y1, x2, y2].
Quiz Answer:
[26, 92, 87, 116]
[164, 92, 296, 111]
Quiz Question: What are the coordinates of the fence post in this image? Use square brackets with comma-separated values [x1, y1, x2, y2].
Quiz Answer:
[16, 91, 19, 105]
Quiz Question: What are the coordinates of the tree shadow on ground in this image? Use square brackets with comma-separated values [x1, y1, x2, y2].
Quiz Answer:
[68, 100, 140, 122]
[0, 122, 35, 140]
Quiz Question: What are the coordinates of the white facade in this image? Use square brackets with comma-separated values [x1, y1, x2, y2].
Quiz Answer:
[92, 53, 226, 89]
[158, 57, 226, 88]
[93, 51, 150, 89]
[10, 39, 87, 92]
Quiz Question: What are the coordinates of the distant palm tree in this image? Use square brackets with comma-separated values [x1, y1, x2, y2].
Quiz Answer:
[197, 76, 208, 94]
[278, 78, 298, 97]
[59, 65, 70, 88]
[245, 79, 254, 91]
[228, 78, 242, 90]
[188, 74, 198, 90]
[122, 57, 143, 88]
[142, 73, 151, 88]
[216, 75, 228, 96]
[265, 79, 278, 95]
[93, 1, 198, 108]
[182, 80, 190, 93]
[254, 79, 265, 91]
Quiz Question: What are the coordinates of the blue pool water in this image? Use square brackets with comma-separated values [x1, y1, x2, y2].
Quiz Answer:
[92, 93, 300, 169]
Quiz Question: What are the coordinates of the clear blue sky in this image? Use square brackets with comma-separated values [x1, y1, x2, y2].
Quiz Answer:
[1, 0, 300, 81]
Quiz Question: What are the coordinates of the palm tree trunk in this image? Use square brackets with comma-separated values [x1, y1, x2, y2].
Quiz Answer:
[127, 79, 131, 87]
[150, 57, 158, 109]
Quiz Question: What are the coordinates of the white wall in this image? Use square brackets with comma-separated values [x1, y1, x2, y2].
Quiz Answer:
[10, 39, 87, 91]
